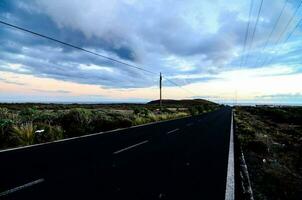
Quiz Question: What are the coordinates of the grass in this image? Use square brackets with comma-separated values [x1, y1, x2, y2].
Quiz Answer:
[133, 112, 188, 125]
[11, 123, 35, 146]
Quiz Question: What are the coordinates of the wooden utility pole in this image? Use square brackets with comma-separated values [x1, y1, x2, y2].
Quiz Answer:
[160, 72, 162, 110]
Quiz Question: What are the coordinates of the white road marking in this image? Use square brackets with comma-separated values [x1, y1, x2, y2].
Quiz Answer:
[186, 123, 193, 127]
[0, 178, 44, 197]
[158, 193, 165, 199]
[166, 128, 180, 135]
[113, 140, 149, 155]
[225, 111, 234, 200]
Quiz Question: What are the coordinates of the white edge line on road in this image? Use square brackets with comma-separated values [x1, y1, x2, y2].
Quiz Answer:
[166, 128, 180, 135]
[113, 140, 149, 155]
[0, 178, 45, 197]
[225, 111, 235, 200]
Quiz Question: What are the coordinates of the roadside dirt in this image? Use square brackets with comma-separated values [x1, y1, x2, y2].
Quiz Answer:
[235, 106, 302, 200]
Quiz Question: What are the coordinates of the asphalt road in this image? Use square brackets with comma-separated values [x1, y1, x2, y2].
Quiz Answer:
[0, 107, 232, 200]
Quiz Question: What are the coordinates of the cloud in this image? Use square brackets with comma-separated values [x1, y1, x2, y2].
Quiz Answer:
[32, 89, 71, 94]
[255, 93, 302, 104]
[0, 0, 302, 103]
[35, 0, 242, 65]
[257, 93, 302, 99]
[0, 77, 26, 86]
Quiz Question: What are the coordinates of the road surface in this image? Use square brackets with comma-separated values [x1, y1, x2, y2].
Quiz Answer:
[0, 107, 233, 200]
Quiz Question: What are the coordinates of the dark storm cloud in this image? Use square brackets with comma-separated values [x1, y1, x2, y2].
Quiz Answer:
[0, 0, 152, 88]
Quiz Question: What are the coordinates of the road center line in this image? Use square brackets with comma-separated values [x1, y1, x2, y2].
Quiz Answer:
[0, 178, 45, 197]
[166, 128, 180, 135]
[186, 123, 193, 127]
[113, 140, 149, 155]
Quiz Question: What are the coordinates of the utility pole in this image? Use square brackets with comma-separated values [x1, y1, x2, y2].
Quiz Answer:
[160, 72, 162, 110]
[235, 90, 238, 106]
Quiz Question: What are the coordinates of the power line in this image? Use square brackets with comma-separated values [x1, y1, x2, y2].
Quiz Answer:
[282, 16, 302, 44]
[274, 0, 302, 44]
[259, 0, 302, 68]
[254, 0, 288, 66]
[0, 20, 157, 75]
[162, 76, 200, 97]
[249, 0, 264, 50]
[244, 0, 264, 66]
[239, 0, 254, 68]
[237, 0, 255, 107]
[264, 16, 302, 67]
[0, 19, 202, 99]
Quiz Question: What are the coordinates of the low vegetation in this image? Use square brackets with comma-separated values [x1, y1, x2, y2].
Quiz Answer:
[235, 106, 302, 200]
[0, 100, 219, 149]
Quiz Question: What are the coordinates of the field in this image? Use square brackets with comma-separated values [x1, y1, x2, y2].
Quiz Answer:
[235, 106, 302, 200]
[0, 100, 219, 150]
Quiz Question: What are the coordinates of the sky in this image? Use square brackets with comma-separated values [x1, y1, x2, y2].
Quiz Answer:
[0, 0, 302, 104]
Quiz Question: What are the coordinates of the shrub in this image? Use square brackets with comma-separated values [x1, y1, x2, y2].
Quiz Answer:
[35, 124, 64, 143]
[161, 108, 173, 114]
[133, 107, 142, 115]
[0, 119, 14, 148]
[146, 113, 158, 121]
[59, 108, 93, 137]
[33, 111, 59, 125]
[133, 116, 151, 125]
[0, 107, 9, 119]
[19, 107, 38, 122]
[133, 107, 151, 116]
[90, 112, 132, 132]
[114, 116, 132, 128]
[188, 106, 198, 115]
[0, 119, 13, 134]
[90, 114, 115, 132]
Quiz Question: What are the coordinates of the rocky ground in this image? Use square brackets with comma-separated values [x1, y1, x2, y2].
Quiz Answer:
[235, 106, 302, 200]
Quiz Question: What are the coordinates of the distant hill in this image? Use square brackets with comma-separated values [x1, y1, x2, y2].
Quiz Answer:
[147, 99, 217, 106]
